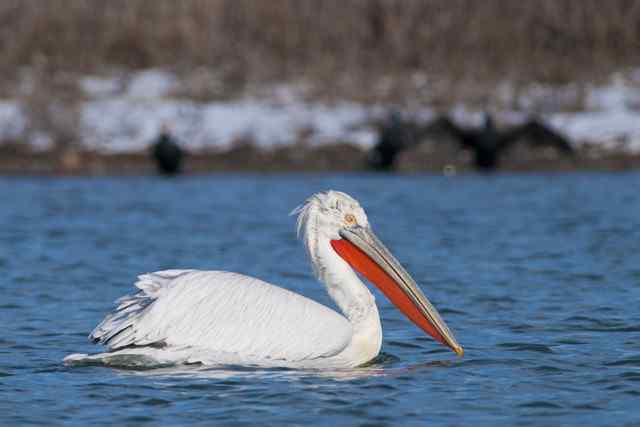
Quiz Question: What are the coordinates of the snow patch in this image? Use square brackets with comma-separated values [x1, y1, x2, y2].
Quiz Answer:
[126, 69, 178, 99]
[80, 97, 374, 153]
[0, 101, 25, 141]
[587, 74, 640, 112]
[81, 76, 121, 98]
[2, 68, 640, 154]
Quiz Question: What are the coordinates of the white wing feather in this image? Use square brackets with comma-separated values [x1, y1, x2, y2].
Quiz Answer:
[90, 270, 353, 363]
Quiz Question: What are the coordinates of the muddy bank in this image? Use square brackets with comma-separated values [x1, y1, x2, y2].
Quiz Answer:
[0, 143, 369, 176]
[1, 142, 639, 176]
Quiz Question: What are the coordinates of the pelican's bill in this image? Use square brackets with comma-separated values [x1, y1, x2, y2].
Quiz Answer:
[331, 226, 463, 356]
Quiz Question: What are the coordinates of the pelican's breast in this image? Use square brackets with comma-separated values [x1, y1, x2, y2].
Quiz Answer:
[336, 304, 383, 366]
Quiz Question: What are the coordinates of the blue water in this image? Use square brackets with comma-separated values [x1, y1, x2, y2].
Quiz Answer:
[1, 173, 639, 426]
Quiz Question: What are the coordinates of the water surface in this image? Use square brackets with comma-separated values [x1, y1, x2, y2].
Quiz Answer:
[1, 173, 639, 426]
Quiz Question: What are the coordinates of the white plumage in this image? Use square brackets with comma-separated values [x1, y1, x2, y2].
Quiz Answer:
[89, 270, 355, 366]
[65, 190, 462, 368]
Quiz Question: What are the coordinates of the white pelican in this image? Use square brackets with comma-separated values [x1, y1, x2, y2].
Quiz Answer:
[65, 191, 463, 368]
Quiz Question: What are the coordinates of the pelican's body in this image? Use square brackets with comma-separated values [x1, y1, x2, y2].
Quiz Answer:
[65, 191, 462, 368]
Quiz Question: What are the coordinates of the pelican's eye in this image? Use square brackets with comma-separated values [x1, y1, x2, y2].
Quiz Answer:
[344, 213, 357, 226]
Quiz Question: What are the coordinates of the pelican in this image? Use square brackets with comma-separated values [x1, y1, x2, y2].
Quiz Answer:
[65, 191, 463, 368]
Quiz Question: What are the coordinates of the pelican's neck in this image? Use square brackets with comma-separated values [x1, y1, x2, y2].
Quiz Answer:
[312, 237, 379, 326]
[294, 196, 383, 365]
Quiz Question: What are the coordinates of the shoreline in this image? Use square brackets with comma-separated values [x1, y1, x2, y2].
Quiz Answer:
[2, 144, 639, 177]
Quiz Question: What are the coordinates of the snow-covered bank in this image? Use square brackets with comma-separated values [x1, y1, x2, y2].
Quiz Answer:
[1, 69, 639, 153]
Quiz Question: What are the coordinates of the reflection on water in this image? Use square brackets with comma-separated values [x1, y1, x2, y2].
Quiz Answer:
[76, 352, 452, 383]
[1, 173, 640, 426]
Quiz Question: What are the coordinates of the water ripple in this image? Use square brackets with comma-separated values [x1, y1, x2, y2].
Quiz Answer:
[497, 343, 554, 354]
[1, 174, 640, 426]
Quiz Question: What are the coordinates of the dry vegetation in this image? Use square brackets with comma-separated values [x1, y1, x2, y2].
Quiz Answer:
[1, 1, 640, 173]
[1, 0, 639, 100]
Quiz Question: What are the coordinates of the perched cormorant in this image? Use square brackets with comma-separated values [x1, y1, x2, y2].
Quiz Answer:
[151, 129, 184, 175]
[425, 114, 573, 170]
[369, 113, 574, 171]
[368, 111, 422, 170]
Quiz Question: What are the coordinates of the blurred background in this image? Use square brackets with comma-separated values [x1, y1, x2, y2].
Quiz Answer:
[2, 2, 640, 426]
[1, 0, 639, 174]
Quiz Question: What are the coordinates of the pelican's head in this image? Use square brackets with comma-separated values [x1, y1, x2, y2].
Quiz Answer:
[293, 191, 368, 242]
[292, 190, 464, 357]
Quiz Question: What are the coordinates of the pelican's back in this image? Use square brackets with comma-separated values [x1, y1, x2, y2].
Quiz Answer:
[89, 270, 353, 365]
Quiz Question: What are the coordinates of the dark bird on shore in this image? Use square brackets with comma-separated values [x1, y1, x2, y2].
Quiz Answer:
[426, 114, 574, 171]
[368, 111, 423, 170]
[151, 128, 184, 175]
[369, 113, 574, 171]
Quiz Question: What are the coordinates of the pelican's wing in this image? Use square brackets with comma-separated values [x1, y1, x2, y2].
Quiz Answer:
[90, 270, 352, 362]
